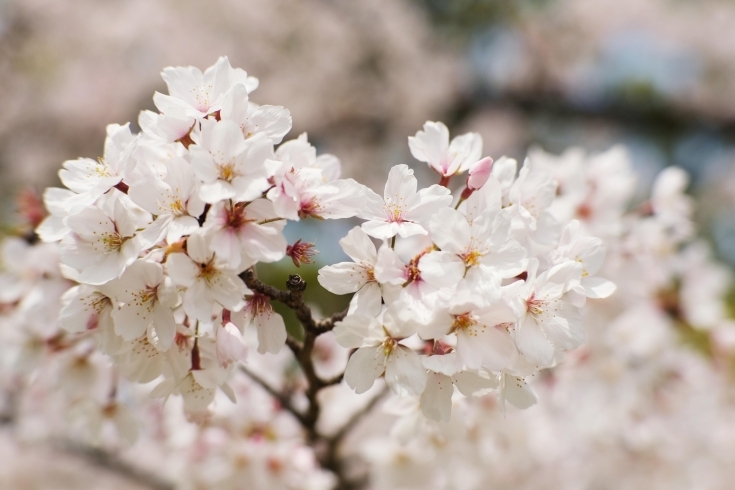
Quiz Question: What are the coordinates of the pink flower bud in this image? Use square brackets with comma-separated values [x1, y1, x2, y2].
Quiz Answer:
[467, 157, 493, 191]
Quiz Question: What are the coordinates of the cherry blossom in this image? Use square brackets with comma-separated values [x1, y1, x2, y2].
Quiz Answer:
[408, 121, 482, 179]
[165, 232, 249, 322]
[318, 226, 382, 317]
[334, 305, 427, 396]
[358, 164, 452, 240]
[190, 119, 274, 203]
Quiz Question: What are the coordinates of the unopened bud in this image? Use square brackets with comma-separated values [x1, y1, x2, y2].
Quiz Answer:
[460, 157, 494, 201]
[467, 157, 493, 191]
[286, 239, 318, 267]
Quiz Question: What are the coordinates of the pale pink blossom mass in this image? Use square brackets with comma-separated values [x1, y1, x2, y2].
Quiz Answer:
[1, 57, 730, 490]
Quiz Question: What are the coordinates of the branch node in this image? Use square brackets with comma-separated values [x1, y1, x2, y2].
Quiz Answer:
[287, 274, 307, 293]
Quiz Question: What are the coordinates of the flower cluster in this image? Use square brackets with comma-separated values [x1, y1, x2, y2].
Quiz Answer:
[34, 59, 616, 423]
[0, 58, 645, 488]
[360, 147, 735, 490]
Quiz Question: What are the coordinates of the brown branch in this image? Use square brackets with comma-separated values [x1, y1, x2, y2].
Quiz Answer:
[237, 270, 380, 489]
[329, 386, 389, 447]
[241, 270, 319, 332]
[238, 365, 307, 426]
[239, 269, 348, 335]
[62, 442, 175, 490]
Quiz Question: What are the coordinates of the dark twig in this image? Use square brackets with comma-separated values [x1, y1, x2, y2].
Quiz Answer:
[238, 365, 307, 425]
[321, 385, 390, 487]
[62, 442, 175, 490]
[239, 269, 347, 335]
[236, 269, 379, 489]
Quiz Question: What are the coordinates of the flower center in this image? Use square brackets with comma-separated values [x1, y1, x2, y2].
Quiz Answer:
[101, 232, 125, 252]
[132, 287, 158, 309]
[249, 293, 272, 316]
[193, 84, 213, 111]
[298, 197, 323, 219]
[451, 312, 477, 332]
[526, 295, 545, 316]
[169, 199, 185, 215]
[384, 204, 404, 223]
[226, 203, 254, 230]
[86, 294, 111, 314]
[461, 250, 482, 267]
[94, 157, 113, 178]
[198, 260, 219, 284]
[218, 162, 239, 182]
[381, 337, 397, 356]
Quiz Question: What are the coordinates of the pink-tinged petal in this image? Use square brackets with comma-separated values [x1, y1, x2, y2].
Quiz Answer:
[139, 215, 173, 250]
[66, 206, 114, 238]
[498, 373, 537, 413]
[408, 121, 449, 173]
[216, 321, 248, 365]
[356, 187, 387, 221]
[515, 316, 555, 367]
[239, 224, 286, 263]
[348, 282, 382, 317]
[210, 229, 243, 269]
[416, 309, 454, 341]
[385, 346, 427, 397]
[422, 352, 460, 376]
[479, 241, 527, 279]
[457, 326, 516, 371]
[344, 346, 387, 394]
[237, 130, 273, 165]
[165, 253, 199, 287]
[453, 370, 498, 397]
[384, 164, 418, 204]
[537, 300, 584, 351]
[403, 185, 452, 222]
[112, 198, 138, 238]
[447, 132, 483, 175]
[78, 253, 127, 285]
[420, 372, 453, 422]
[340, 226, 377, 265]
[428, 208, 471, 254]
[59, 286, 103, 333]
[184, 231, 213, 264]
[207, 119, 246, 161]
[318, 263, 369, 295]
[208, 273, 248, 312]
[419, 251, 464, 289]
[361, 220, 399, 240]
[153, 92, 196, 117]
[111, 302, 150, 341]
[566, 286, 587, 307]
[395, 222, 428, 238]
[151, 305, 176, 351]
[536, 261, 582, 300]
[373, 247, 406, 285]
[167, 216, 200, 243]
[255, 310, 286, 354]
[382, 303, 422, 339]
[200, 181, 236, 203]
[184, 279, 215, 321]
[317, 179, 366, 219]
[190, 146, 218, 183]
[333, 315, 383, 349]
[582, 277, 616, 299]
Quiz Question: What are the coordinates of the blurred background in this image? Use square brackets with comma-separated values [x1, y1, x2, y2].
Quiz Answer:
[2, 0, 735, 487]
